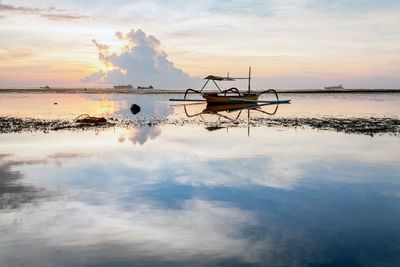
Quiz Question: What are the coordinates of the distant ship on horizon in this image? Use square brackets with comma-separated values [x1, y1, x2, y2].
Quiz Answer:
[324, 84, 344, 90]
[113, 84, 154, 89]
[113, 84, 133, 89]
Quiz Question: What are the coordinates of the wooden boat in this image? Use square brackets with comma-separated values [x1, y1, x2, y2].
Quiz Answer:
[170, 67, 290, 105]
[202, 92, 258, 105]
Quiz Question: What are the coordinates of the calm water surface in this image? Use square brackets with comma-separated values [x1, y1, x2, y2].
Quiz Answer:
[1, 92, 399, 119]
[0, 93, 400, 266]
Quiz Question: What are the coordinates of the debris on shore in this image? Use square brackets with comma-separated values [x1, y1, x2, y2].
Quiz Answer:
[73, 114, 108, 125]
[0, 116, 399, 137]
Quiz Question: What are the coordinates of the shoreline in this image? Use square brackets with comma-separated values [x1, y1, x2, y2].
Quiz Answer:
[0, 88, 399, 94]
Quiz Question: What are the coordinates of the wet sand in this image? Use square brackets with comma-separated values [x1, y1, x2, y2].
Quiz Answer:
[1, 116, 399, 136]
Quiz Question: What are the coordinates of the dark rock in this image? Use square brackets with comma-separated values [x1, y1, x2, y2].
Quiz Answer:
[130, 104, 141, 115]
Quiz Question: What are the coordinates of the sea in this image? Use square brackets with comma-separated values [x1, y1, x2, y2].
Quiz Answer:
[0, 92, 399, 266]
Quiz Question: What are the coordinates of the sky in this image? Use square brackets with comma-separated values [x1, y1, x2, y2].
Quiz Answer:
[0, 0, 399, 89]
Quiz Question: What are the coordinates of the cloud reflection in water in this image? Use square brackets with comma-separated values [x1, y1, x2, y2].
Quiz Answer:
[1, 125, 400, 266]
[0, 198, 262, 266]
[118, 126, 162, 145]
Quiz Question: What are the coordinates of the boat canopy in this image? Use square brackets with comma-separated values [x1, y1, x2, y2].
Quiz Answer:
[204, 75, 248, 81]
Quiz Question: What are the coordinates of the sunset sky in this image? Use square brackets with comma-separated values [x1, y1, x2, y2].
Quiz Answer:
[0, 0, 399, 89]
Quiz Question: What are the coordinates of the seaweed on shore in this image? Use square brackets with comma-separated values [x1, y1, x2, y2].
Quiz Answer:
[0, 116, 399, 137]
[0, 117, 113, 133]
[253, 117, 400, 136]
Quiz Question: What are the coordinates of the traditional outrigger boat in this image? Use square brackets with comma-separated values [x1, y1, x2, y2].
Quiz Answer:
[169, 67, 291, 105]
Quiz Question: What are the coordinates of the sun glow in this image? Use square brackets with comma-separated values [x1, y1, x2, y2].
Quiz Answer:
[0, 94, 122, 119]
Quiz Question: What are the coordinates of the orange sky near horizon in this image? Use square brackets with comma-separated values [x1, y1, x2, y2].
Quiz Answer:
[0, 1, 399, 89]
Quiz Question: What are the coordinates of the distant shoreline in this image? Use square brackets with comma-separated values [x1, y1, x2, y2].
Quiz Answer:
[0, 88, 399, 94]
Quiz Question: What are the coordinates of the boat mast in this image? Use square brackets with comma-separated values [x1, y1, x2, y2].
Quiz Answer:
[248, 66, 251, 94]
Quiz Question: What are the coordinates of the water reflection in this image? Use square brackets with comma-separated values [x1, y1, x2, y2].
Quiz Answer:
[0, 93, 173, 121]
[0, 94, 121, 120]
[182, 102, 283, 134]
[0, 154, 47, 210]
[85, 94, 173, 120]
[118, 126, 162, 145]
[0, 126, 399, 266]
[1, 93, 400, 121]
[184, 102, 280, 119]
[0, 152, 93, 211]
[171, 93, 400, 119]
[1, 198, 261, 266]
[1, 92, 400, 266]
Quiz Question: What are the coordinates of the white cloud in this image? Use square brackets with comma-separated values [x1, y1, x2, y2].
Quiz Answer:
[0, 1, 88, 20]
[83, 29, 201, 89]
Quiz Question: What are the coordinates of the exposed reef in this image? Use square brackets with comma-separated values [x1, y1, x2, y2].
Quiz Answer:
[1, 116, 399, 137]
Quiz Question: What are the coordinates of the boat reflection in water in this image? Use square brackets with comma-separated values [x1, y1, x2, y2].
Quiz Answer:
[183, 101, 287, 134]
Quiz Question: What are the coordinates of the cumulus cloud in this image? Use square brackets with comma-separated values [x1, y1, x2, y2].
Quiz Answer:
[83, 29, 201, 89]
[0, 1, 88, 21]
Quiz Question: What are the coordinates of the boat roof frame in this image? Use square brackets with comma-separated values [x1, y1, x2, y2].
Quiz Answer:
[200, 71, 251, 93]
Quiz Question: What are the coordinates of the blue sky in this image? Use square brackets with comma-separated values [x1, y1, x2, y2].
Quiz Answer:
[0, 0, 399, 88]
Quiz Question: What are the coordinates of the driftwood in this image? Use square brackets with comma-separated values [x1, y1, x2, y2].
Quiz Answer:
[73, 114, 107, 125]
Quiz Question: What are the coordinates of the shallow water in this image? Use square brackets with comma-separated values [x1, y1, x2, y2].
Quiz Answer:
[1, 93, 400, 266]
[1, 92, 399, 120]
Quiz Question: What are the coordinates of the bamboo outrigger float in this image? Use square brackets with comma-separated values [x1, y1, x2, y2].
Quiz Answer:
[169, 67, 291, 105]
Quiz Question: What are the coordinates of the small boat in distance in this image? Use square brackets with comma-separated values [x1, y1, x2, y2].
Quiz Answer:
[138, 85, 154, 89]
[324, 84, 344, 90]
[170, 67, 291, 106]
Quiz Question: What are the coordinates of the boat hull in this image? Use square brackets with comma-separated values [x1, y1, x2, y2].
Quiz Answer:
[203, 94, 259, 105]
